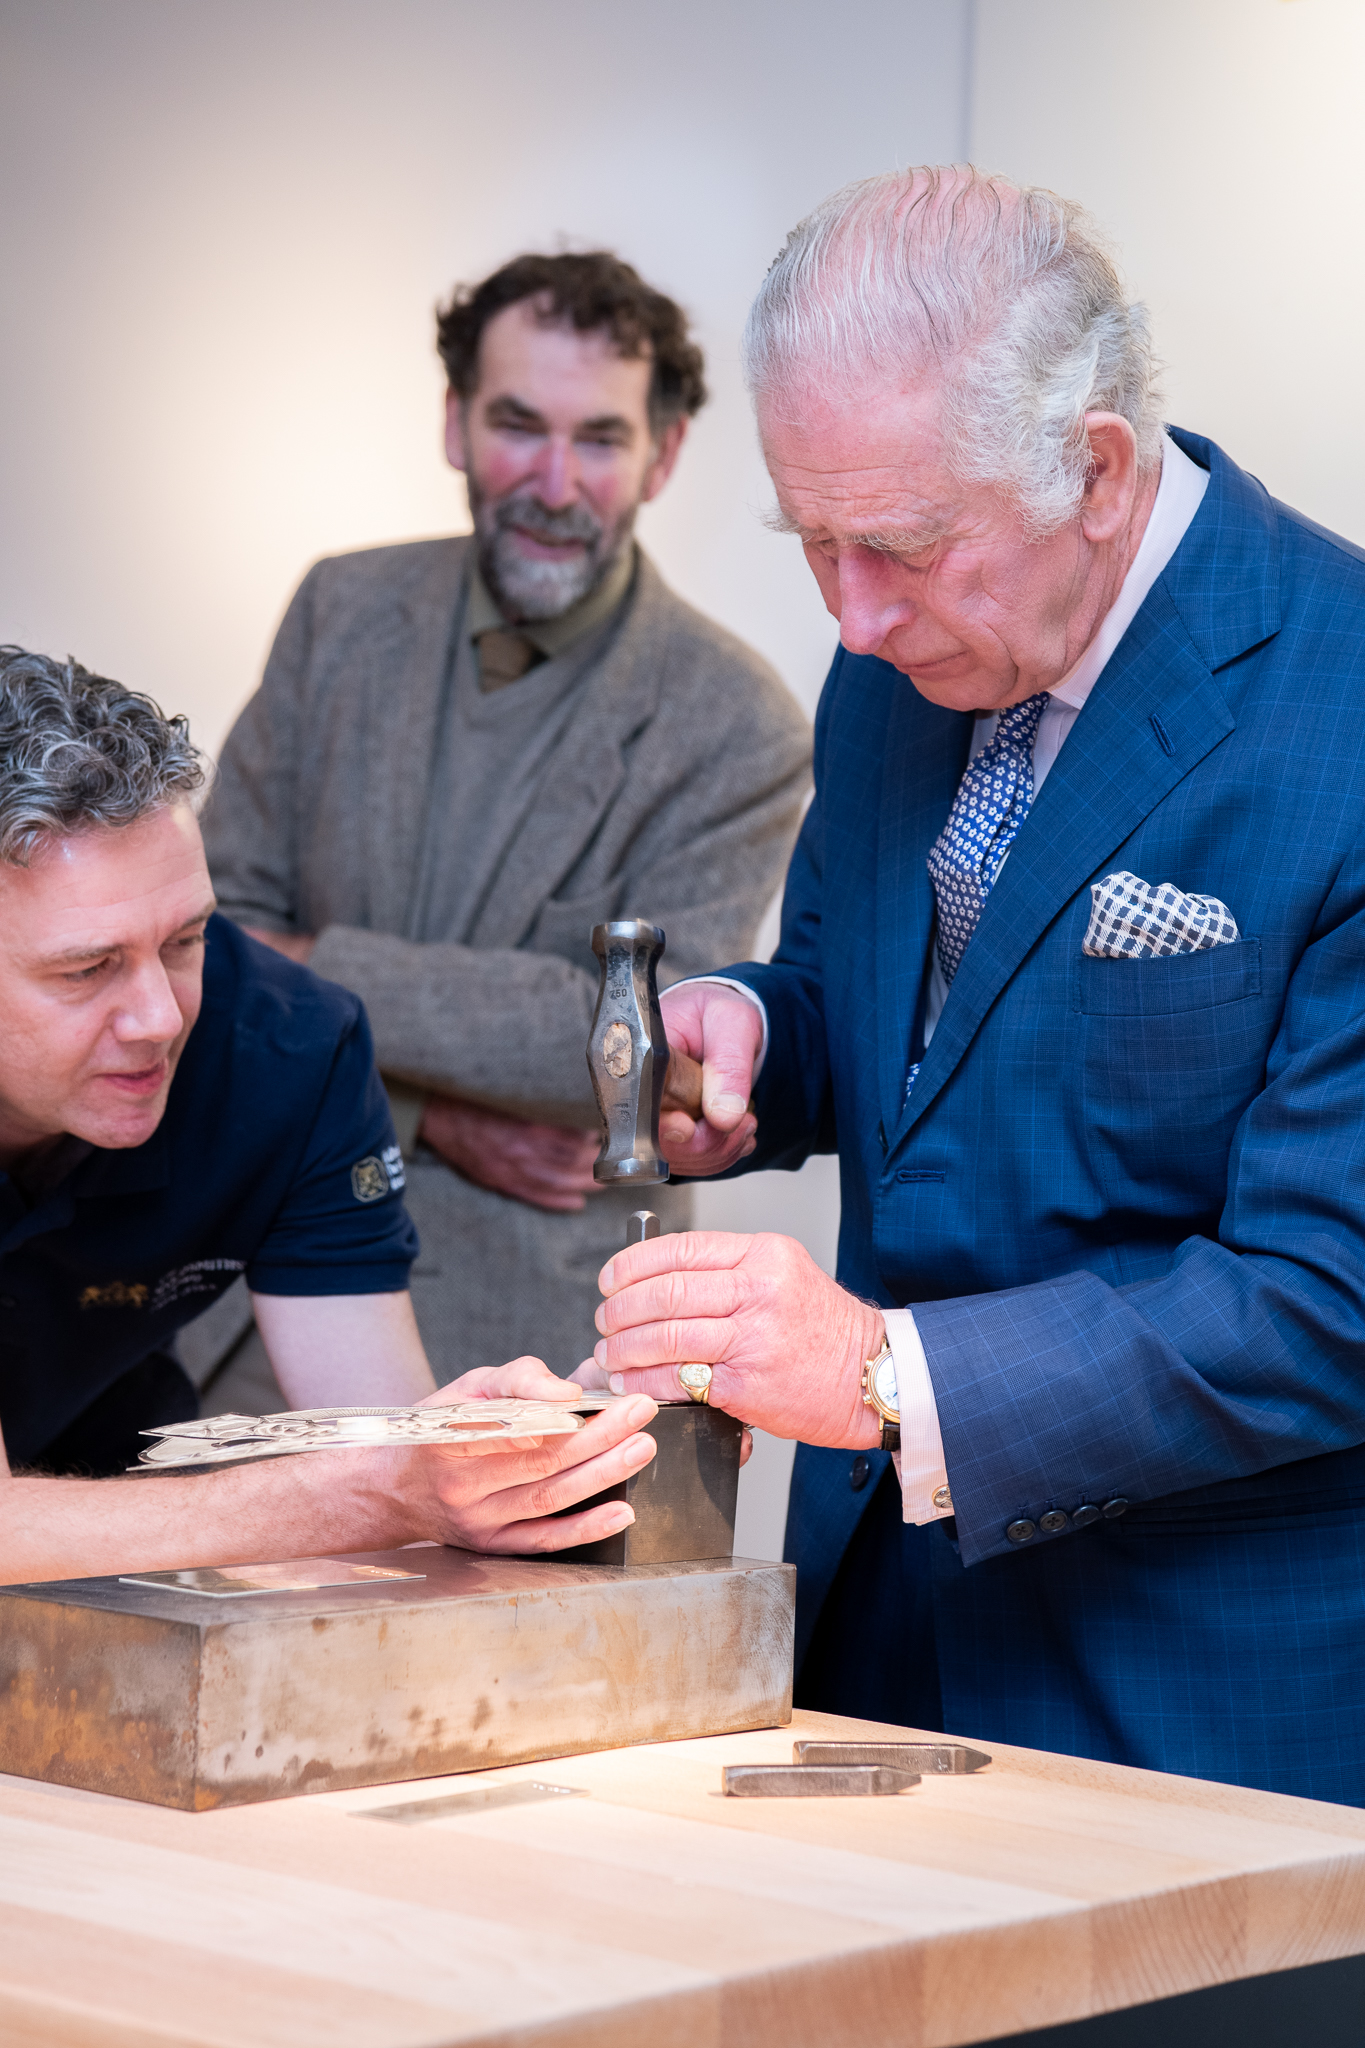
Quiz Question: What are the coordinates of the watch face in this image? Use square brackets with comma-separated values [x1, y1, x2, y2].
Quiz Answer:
[872, 1355, 899, 1415]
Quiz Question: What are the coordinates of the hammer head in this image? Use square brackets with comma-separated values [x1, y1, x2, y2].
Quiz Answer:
[587, 920, 670, 1185]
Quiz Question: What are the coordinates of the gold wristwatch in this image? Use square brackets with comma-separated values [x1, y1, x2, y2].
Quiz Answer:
[860, 1330, 900, 1453]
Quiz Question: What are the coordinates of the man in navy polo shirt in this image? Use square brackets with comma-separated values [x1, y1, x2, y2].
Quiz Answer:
[0, 647, 656, 1583]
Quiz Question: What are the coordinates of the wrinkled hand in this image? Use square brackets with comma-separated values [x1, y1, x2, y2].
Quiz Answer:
[419, 1095, 601, 1212]
[581, 1230, 884, 1449]
[243, 924, 317, 967]
[396, 1352, 659, 1554]
[658, 985, 761, 1176]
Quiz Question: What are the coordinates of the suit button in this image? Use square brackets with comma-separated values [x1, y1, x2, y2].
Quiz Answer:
[1038, 1510, 1069, 1534]
[850, 1455, 872, 1492]
[1071, 1503, 1101, 1529]
[1006, 1518, 1037, 1545]
[1102, 1497, 1129, 1519]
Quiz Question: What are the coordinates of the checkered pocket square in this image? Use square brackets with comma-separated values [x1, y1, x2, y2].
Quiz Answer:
[1084, 870, 1240, 959]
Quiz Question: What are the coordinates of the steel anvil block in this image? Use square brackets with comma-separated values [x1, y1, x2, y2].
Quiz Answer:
[0, 1549, 793, 1810]
[557, 1403, 743, 1566]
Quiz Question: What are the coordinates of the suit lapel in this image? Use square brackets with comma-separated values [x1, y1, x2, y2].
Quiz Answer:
[466, 551, 667, 947]
[875, 685, 972, 1141]
[891, 587, 1236, 1149]
[354, 541, 469, 939]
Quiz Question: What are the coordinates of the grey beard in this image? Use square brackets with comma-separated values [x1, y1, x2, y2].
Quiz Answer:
[471, 485, 634, 623]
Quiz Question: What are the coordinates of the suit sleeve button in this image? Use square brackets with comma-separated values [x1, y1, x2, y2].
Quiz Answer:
[1038, 1510, 1069, 1534]
[1102, 1496, 1129, 1519]
[850, 1455, 872, 1492]
[1005, 1518, 1037, 1545]
[1071, 1503, 1101, 1528]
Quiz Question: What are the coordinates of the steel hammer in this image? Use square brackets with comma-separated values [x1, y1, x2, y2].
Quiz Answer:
[585, 919, 703, 1186]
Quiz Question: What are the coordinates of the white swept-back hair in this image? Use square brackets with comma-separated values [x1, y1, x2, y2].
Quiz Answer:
[743, 165, 1163, 538]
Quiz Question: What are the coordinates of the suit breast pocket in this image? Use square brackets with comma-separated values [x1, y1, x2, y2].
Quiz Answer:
[1070, 939, 1269, 1203]
[1073, 937, 1262, 1017]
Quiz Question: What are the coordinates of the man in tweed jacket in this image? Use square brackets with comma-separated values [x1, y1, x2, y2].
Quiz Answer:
[590, 170, 1365, 1803]
[202, 252, 810, 1390]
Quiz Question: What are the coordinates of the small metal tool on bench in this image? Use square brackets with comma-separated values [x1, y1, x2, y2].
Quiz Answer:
[794, 1740, 992, 1775]
[586, 919, 704, 1185]
[724, 1763, 921, 1798]
[722, 1740, 991, 1796]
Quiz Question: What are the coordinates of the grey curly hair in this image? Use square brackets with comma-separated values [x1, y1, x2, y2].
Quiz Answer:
[0, 646, 205, 867]
[743, 165, 1164, 539]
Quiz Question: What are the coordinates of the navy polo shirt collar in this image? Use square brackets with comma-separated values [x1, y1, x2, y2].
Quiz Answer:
[68, 1126, 172, 1199]
[0, 1129, 169, 1262]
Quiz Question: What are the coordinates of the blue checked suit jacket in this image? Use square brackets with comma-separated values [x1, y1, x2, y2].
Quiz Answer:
[720, 430, 1365, 1799]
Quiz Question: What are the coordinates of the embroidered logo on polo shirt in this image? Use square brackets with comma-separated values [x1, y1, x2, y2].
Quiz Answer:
[78, 1281, 149, 1310]
[352, 1156, 388, 1203]
[351, 1146, 405, 1203]
[149, 1258, 246, 1314]
[78, 1260, 249, 1314]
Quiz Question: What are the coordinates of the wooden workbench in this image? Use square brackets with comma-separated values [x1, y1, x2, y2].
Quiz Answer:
[2, 1707, 1363, 2048]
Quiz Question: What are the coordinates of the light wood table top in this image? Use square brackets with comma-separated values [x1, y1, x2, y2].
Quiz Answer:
[3, 1707, 1364, 2048]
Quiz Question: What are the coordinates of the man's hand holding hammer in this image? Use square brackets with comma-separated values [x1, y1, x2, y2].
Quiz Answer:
[656, 983, 761, 1174]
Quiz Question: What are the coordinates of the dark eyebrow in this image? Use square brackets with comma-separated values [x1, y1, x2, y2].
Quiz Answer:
[576, 414, 635, 437]
[38, 898, 217, 969]
[174, 898, 218, 935]
[483, 394, 547, 428]
[483, 394, 635, 440]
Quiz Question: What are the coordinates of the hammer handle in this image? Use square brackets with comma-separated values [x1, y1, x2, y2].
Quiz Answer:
[661, 1045, 705, 1118]
[660, 1046, 757, 1124]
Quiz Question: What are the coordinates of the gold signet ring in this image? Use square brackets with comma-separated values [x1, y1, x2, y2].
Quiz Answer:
[677, 1363, 713, 1405]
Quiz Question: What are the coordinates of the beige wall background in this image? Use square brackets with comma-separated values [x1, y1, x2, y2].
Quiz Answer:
[3, 0, 1361, 1558]
[972, 0, 1365, 546]
[0, 0, 972, 1558]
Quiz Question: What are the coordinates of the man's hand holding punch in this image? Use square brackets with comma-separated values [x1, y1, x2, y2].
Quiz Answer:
[581, 1229, 885, 1451]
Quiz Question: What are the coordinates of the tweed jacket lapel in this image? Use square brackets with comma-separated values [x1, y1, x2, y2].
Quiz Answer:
[889, 433, 1280, 1152]
[463, 551, 669, 948]
[343, 538, 468, 939]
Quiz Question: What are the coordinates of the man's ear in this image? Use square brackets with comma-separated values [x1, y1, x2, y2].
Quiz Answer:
[444, 389, 469, 474]
[1080, 412, 1141, 544]
[640, 418, 689, 504]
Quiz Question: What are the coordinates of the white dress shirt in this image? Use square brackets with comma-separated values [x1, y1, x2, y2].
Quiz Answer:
[692, 431, 1209, 1521]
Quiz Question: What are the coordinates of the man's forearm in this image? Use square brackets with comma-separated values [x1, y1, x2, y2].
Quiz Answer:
[306, 928, 603, 1124]
[2, 1376, 665, 1583]
[0, 1451, 415, 1587]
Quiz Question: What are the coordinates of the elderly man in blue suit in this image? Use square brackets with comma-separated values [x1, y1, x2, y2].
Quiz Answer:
[583, 165, 1365, 1804]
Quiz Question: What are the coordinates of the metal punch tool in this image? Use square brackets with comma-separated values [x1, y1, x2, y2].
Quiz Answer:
[793, 1740, 992, 1775]
[724, 1763, 922, 1798]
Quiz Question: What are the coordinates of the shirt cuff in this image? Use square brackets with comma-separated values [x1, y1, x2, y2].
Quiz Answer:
[678, 977, 770, 1077]
[884, 1307, 953, 1524]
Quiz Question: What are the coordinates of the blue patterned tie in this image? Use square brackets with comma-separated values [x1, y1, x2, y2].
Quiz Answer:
[906, 691, 1049, 1100]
